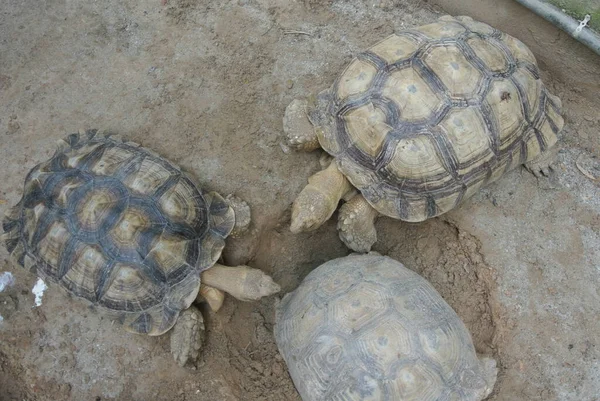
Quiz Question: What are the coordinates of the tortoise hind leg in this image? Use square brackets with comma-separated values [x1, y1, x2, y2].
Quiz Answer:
[170, 306, 205, 367]
[338, 194, 379, 252]
[283, 99, 320, 151]
[524, 147, 558, 178]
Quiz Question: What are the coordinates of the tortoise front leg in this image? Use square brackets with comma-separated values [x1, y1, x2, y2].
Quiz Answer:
[476, 356, 498, 399]
[524, 146, 558, 178]
[170, 306, 205, 367]
[283, 99, 321, 151]
[224, 195, 251, 238]
[198, 284, 225, 312]
[338, 194, 379, 252]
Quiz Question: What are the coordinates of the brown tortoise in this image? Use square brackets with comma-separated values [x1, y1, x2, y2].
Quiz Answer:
[1, 130, 280, 366]
[285, 15, 564, 252]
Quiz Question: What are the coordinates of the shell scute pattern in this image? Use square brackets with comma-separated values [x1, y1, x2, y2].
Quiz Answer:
[327, 280, 389, 334]
[2, 130, 234, 335]
[275, 254, 496, 401]
[303, 333, 348, 385]
[354, 315, 412, 376]
[369, 34, 422, 64]
[316, 16, 563, 222]
[425, 43, 487, 98]
[413, 21, 467, 40]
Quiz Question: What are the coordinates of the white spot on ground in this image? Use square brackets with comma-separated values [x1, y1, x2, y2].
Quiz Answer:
[32, 278, 48, 307]
[0, 271, 15, 292]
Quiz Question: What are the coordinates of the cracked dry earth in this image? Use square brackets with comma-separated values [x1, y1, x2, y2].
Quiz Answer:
[0, 0, 599, 400]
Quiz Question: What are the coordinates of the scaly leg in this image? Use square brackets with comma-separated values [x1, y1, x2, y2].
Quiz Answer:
[524, 147, 558, 178]
[197, 284, 225, 312]
[283, 99, 320, 151]
[338, 194, 379, 252]
[476, 356, 498, 399]
[225, 194, 251, 238]
[170, 306, 205, 367]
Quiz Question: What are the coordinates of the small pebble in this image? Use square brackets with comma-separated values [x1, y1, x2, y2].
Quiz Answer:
[279, 142, 291, 154]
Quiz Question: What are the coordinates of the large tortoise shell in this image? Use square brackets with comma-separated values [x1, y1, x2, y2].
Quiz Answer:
[1, 130, 234, 335]
[310, 15, 564, 222]
[275, 254, 495, 401]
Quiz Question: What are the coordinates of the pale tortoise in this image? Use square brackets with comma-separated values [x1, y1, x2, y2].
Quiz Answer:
[1, 130, 280, 366]
[285, 15, 564, 252]
[275, 253, 497, 401]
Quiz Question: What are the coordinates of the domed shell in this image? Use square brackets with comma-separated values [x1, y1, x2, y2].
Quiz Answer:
[275, 254, 497, 401]
[310, 15, 564, 222]
[1, 130, 234, 335]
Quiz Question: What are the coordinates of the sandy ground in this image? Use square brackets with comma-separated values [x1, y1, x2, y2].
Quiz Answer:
[0, 0, 599, 400]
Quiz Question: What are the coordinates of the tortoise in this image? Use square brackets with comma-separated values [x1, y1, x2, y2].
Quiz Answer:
[1, 130, 280, 366]
[285, 15, 564, 252]
[275, 253, 497, 401]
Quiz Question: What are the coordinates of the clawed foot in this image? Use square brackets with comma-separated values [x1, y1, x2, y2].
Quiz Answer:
[338, 213, 377, 253]
[524, 148, 557, 178]
[337, 194, 379, 253]
[283, 99, 320, 152]
[525, 159, 553, 178]
[225, 194, 251, 238]
[171, 307, 205, 367]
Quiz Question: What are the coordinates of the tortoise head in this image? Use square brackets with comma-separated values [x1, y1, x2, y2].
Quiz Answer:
[290, 186, 333, 233]
[290, 160, 353, 234]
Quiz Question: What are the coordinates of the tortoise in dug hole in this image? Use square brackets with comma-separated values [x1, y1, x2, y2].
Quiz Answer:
[285, 15, 564, 252]
[1, 130, 280, 366]
[275, 254, 497, 401]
